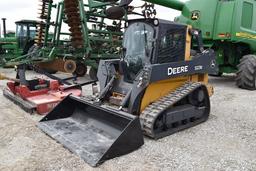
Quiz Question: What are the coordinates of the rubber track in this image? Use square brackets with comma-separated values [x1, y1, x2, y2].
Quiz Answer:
[140, 82, 203, 138]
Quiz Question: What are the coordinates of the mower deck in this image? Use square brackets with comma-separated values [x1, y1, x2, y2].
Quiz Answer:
[2, 72, 85, 115]
[3, 88, 37, 114]
[3, 87, 82, 115]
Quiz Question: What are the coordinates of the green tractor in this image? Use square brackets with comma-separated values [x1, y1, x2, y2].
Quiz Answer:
[0, 19, 39, 66]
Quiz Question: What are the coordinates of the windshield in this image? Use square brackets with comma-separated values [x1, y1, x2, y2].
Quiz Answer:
[29, 26, 37, 38]
[16, 24, 27, 37]
[123, 22, 154, 80]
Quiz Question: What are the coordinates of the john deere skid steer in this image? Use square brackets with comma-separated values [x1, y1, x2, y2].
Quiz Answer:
[38, 18, 217, 166]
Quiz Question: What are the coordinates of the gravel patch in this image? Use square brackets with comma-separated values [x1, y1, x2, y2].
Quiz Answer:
[0, 69, 255, 171]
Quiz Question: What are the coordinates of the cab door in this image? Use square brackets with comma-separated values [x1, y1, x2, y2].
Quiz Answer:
[16, 23, 28, 50]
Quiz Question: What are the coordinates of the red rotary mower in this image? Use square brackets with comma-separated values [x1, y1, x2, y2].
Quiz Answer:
[2, 64, 96, 114]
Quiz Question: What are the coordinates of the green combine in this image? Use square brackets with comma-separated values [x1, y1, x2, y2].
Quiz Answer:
[173, 0, 256, 90]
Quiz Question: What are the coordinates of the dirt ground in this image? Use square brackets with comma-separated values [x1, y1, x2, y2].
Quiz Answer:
[0, 68, 256, 171]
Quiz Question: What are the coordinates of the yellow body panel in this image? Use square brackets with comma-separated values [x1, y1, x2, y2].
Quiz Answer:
[0, 73, 6, 80]
[185, 26, 192, 61]
[140, 76, 188, 112]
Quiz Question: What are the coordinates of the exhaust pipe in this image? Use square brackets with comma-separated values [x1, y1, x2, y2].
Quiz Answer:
[2, 18, 7, 38]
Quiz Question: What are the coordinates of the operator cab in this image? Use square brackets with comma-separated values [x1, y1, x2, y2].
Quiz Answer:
[122, 19, 187, 82]
[15, 20, 38, 54]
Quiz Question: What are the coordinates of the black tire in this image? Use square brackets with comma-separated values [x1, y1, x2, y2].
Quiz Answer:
[74, 63, 87, 77]
[89, 67, 98, 80]
[236, 55, 256, 90]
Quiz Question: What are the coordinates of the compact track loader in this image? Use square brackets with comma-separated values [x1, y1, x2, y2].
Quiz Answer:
[38, 18, 217, 166]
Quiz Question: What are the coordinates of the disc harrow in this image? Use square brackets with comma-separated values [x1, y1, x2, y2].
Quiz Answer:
[36, 0, 53, 46]
[64, 0, 84, 49]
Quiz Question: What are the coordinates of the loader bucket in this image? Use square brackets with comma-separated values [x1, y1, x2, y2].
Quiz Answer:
[37, 95, 144, 167]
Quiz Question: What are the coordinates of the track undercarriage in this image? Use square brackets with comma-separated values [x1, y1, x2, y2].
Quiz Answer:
[140, 82, 210, 139]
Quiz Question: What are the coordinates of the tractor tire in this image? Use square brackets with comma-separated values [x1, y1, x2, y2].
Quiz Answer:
[89, 68, 98, 81]
[236, 55, 256, 90]
[74, 63, 87, 77]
